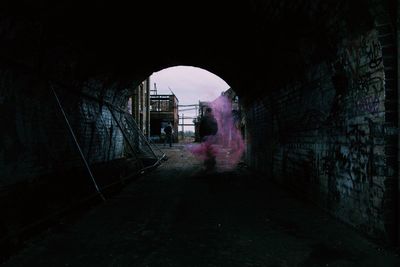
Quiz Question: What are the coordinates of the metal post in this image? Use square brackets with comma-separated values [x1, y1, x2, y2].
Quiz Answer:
[181, 113, 184, 140]
[50, 83, 105, 202]
[107, 105, 144, 168]
[146, 77, 151, 139]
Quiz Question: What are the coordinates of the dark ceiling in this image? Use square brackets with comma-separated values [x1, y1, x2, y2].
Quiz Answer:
[1, 0, 384, 102]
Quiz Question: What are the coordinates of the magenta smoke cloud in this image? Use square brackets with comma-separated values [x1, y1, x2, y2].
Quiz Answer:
[187, 95, 245, 171]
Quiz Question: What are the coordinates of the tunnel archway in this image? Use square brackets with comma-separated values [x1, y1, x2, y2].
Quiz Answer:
[135, 65, 246, 171]
[0, 0, 399, 258]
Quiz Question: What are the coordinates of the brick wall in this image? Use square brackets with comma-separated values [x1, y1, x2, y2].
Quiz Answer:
[245, 27, 398, 243]
[0, 72, 130, 187]
[244, 98, 273, 175]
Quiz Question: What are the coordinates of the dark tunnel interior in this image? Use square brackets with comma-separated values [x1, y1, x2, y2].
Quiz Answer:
[1, 0, 400, 266]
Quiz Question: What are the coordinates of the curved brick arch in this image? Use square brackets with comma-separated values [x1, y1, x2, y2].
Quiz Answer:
[0, 0, 399, 248]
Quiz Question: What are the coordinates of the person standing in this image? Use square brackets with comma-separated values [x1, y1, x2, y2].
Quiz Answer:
[199, 107, 218, 170]
[163, 122, 173, 147]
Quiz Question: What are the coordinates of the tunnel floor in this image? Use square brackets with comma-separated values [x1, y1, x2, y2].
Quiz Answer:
[2, 145, 400, 267]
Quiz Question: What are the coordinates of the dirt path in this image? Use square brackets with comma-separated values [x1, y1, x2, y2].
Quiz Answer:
[2, 145, 399, 267]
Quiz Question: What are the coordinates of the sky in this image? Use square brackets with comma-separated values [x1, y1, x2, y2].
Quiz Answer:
[149, 66, 230, 132]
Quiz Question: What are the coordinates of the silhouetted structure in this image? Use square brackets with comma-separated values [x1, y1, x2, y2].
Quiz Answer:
[150, 94, 179, 143]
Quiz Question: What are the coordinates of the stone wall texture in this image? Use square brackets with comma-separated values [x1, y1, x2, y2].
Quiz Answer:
[0, 73, 130, 187]
[245, 25, 398, 243]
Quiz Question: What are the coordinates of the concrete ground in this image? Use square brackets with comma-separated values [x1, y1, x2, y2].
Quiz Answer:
[2, 145, 400, 267]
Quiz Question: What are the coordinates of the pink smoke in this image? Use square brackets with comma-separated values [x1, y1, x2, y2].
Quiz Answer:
[187, 95, 245, 171]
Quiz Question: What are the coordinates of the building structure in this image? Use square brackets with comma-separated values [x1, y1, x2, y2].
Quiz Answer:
[194, 101, 211, 142]
[149, 93, 179, 143]
[127, 78, 150, 138]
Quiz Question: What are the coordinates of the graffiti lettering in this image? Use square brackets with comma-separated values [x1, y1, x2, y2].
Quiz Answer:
[357, 71, 383, 93]
[357, 96, 379, 114]
[365, 40, 383, 69]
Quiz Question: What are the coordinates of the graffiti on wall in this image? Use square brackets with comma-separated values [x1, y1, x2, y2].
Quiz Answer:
[338, 30, 384, 116]
[272, 30, 387, 221]
[356, 96, 380, 114]
[317, 30, 386, 221]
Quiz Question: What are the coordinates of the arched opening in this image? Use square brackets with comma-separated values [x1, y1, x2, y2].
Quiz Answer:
[1, 0, 400, 265]
[128, 65, 246, 171]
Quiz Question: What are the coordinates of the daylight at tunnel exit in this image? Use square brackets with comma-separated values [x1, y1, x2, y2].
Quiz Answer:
[1, 0, 400, 266]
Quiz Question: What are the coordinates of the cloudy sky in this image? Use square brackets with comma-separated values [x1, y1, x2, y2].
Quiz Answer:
[149, 66, 230, 131]
[149, 66, 230, 103]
